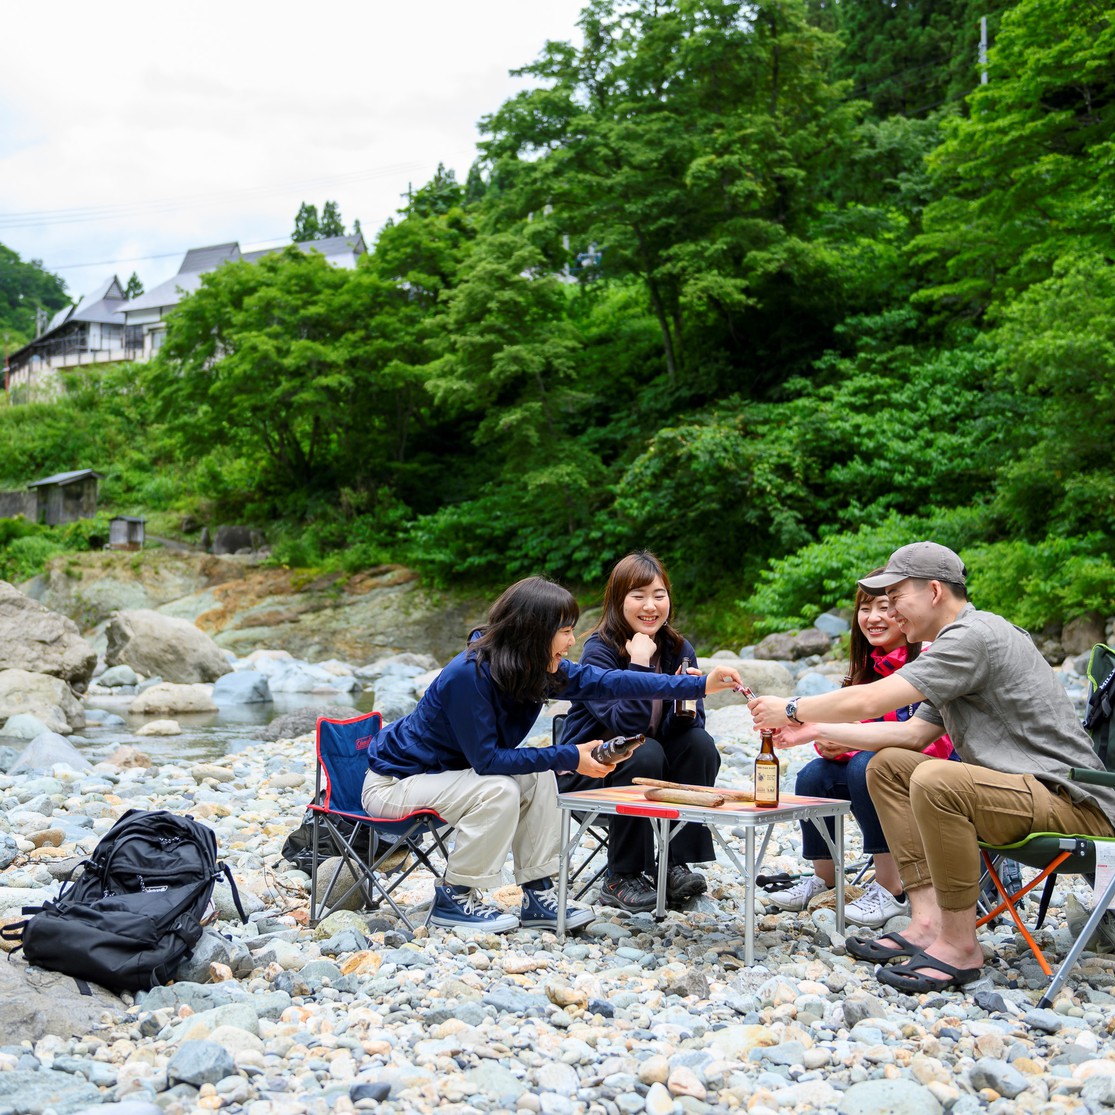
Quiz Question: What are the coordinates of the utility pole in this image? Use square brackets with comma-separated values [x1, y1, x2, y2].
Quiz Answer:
[980, 17, 989, 84]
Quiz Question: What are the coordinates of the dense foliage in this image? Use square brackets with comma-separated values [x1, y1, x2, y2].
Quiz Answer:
[0, 244, 69, 349]
[2, 0, 1113, 645]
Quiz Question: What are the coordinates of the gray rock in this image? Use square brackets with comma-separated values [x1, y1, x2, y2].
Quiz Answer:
[350, 1080, 392, 1103]
[1, 712, 52, 739]
[173, 929, 247, 984]
[105, 609, 232, 684]
[1023, 1008, 1064, 1033]
[463, 1063, 526, 1105]
[814, 612, 851, 637]
[842, 995, 889, 1027]
[795, 671, 841, 697]
[0, 668, 85, 733]
[968, 1058, 1029, 1099]
[838, 1079, 943, 1115]
[0, 581, 97, 690]
[9, 731, 93, 774]
[0, 832, 18, 869]
[753, 633, 797, 661]
[98, 664, 140, 687]
[0, 959, 125, 1042]
[260, 706, 357, 741]
[212, 669, 272, 704]
[0, 1068, 103, 1113]
[1082, 1074, 1115, 1105]
[166, 1040, 236, 1086]
[793, 627, 833, 657]
[368, 676, 419, 724]
[212, 525, 263, 555]
[1062, 613, 1105, 656]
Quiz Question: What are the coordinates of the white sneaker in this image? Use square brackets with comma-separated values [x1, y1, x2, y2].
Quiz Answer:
[767, 874, 830, 912]
[845, 880, 910, 928]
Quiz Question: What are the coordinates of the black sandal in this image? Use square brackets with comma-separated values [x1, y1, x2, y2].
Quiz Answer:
[877, 951, 983, 992]
[846, 931, 921, 963]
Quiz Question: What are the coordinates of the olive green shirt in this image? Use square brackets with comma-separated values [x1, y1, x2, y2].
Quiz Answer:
[902, 604, 1115, 830]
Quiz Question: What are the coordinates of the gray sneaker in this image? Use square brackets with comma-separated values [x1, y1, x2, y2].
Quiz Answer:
[766, 874, 830, 912]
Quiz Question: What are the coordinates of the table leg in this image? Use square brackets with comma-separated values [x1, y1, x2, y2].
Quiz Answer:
[654, 818, 669, 920]
[557, 808, 571, 941]
[834, 812, 845, 936]
[744, 826, 756, 966]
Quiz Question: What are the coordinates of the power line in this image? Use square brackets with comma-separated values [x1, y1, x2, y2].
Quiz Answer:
[0, 164, 429, 232]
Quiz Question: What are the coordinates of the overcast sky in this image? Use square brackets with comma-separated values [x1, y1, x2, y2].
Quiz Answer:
[0, 0, 586, 300]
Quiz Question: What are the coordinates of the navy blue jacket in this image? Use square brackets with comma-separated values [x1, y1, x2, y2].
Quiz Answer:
[558, 632, 706, 747]
[367, 648, 708, 779]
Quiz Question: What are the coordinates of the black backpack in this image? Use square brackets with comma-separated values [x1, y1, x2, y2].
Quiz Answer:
[2, 808, 245, 993]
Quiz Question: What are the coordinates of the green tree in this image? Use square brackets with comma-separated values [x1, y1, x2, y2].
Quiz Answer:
[123, 272, 144, 300]
[292, 202, 321, 242]
[320, 200, 345, 237]
[0, 244, 69, 346]
[910, 0, 1115, 319]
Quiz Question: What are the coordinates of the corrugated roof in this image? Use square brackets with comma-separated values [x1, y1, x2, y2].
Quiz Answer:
[28, 469, 106, 488]
[121, 270, 206, 313]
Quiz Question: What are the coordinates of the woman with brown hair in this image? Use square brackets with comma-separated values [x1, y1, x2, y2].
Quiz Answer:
[558, 552, 722, 914]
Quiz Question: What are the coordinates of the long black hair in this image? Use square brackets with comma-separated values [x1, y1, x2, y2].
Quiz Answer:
[470, 576, 580, 701]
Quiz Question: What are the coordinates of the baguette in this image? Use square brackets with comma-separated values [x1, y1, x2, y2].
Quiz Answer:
[644, 787, 726, 808]
[634, 776, 753, 802]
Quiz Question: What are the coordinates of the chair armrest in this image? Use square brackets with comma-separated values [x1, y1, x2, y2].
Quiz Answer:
[1069, 768, 1115, 788]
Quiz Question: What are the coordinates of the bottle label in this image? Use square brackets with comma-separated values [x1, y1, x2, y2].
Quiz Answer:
[755, 764, 779, 804]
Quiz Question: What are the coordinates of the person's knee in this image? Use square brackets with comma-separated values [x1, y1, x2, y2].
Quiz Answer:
[908, 762, 968, 812]
[616, 738, 667, 780]
[475, 774, 521, 812]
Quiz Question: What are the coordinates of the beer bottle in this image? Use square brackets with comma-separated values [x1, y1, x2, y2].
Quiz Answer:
[674, 657, 697, 721]
[591, 733, 646, 765]
[754, 728, 780, 808]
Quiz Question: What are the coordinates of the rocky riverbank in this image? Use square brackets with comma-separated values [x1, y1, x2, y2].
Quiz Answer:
[0, 622, 1113, 1115]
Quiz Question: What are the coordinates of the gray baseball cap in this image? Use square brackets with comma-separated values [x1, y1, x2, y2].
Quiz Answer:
[858, 541, 967, 593]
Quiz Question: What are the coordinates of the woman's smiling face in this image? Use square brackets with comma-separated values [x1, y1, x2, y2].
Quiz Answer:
[857, 593, 904, 652]
[622, 577, 670, 639]
[549, 624, 577, 672]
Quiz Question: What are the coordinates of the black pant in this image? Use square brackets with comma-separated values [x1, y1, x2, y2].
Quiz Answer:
[558, 727, 720, 875]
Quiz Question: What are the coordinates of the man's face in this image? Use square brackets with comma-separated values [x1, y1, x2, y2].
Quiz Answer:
[881, 578, 940, 643]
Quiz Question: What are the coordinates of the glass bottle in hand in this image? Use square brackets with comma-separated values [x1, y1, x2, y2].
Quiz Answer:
[674, 656, 697, 721]
[754, 728, 780, 807]
[591, 733, 646, 764]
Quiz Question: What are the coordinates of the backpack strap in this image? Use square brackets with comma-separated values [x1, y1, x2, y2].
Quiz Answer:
[218, 863, 249, 923]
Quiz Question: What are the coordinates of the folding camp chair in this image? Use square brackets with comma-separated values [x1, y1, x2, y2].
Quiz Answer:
[978, 644, 1115, 1006]
[552, 714, 612, 900]
[308, 712, 454, 931]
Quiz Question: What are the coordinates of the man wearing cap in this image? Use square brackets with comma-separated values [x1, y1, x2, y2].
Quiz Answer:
[748, 541, 1115, 993]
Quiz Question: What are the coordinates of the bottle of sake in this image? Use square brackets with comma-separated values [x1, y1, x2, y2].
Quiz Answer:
[674, 657, 697, 721]
[591, 733, 646, 765]
[754, 729, 780, 808]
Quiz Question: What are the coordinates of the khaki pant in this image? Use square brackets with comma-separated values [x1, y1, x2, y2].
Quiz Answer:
[362, 768, 560, 890]
[866, 749, 1115, 910]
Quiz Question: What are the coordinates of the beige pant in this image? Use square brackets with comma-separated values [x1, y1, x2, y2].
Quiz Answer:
[866, 749, 1115, 910]
[362, 768, 560, 890]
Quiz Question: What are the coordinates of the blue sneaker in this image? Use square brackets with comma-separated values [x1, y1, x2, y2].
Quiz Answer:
[520, 884, 595, 931]
[429, 884, 519, 933]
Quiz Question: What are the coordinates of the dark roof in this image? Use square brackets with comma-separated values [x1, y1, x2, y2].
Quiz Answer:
[179, 243, 240, 274]
[28, 469, 105, 488]
[110, 515, 145, 523]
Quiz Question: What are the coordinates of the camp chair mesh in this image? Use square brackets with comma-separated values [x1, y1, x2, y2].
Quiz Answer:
[977, 643, 1115, 1007]
[308, 713, 454, 931]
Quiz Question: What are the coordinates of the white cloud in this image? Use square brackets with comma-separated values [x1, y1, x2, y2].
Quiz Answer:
[0, 0, 585, 296]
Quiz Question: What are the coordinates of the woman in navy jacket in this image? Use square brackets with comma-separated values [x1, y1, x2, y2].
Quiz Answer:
[362, 574, 743, 933]
[558, 552, 722, 914]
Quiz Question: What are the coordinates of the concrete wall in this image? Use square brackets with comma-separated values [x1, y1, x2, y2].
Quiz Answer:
[0, 491, 37, 519]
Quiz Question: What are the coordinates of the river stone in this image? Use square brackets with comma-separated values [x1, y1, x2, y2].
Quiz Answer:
[98, 663, 140, 687]
[105, 609, 232, 684]
[1, 712, 53, 739]
[135, 718, 181, 736]
[0, 1068, 103, 1113]
[0, 958, 125, 1041]
[794, 627, 833, 656]
[166, 1039, 236, 1086]
[968, 1058, 1029, 1099]
[702, 657, 794, 708]
[212, 669, 272, 704]
[838, 1079, 943, 1115]
[0, 668, 85, 733]
[129, 683, 217, 715]
[8, 731, 93, 774]
[815, 611, 851, 637]
[0, 581, 97, 690]
[260, 706, 357, 742]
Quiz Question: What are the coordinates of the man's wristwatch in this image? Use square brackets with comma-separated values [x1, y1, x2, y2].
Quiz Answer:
[786, 699, 803, 725]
